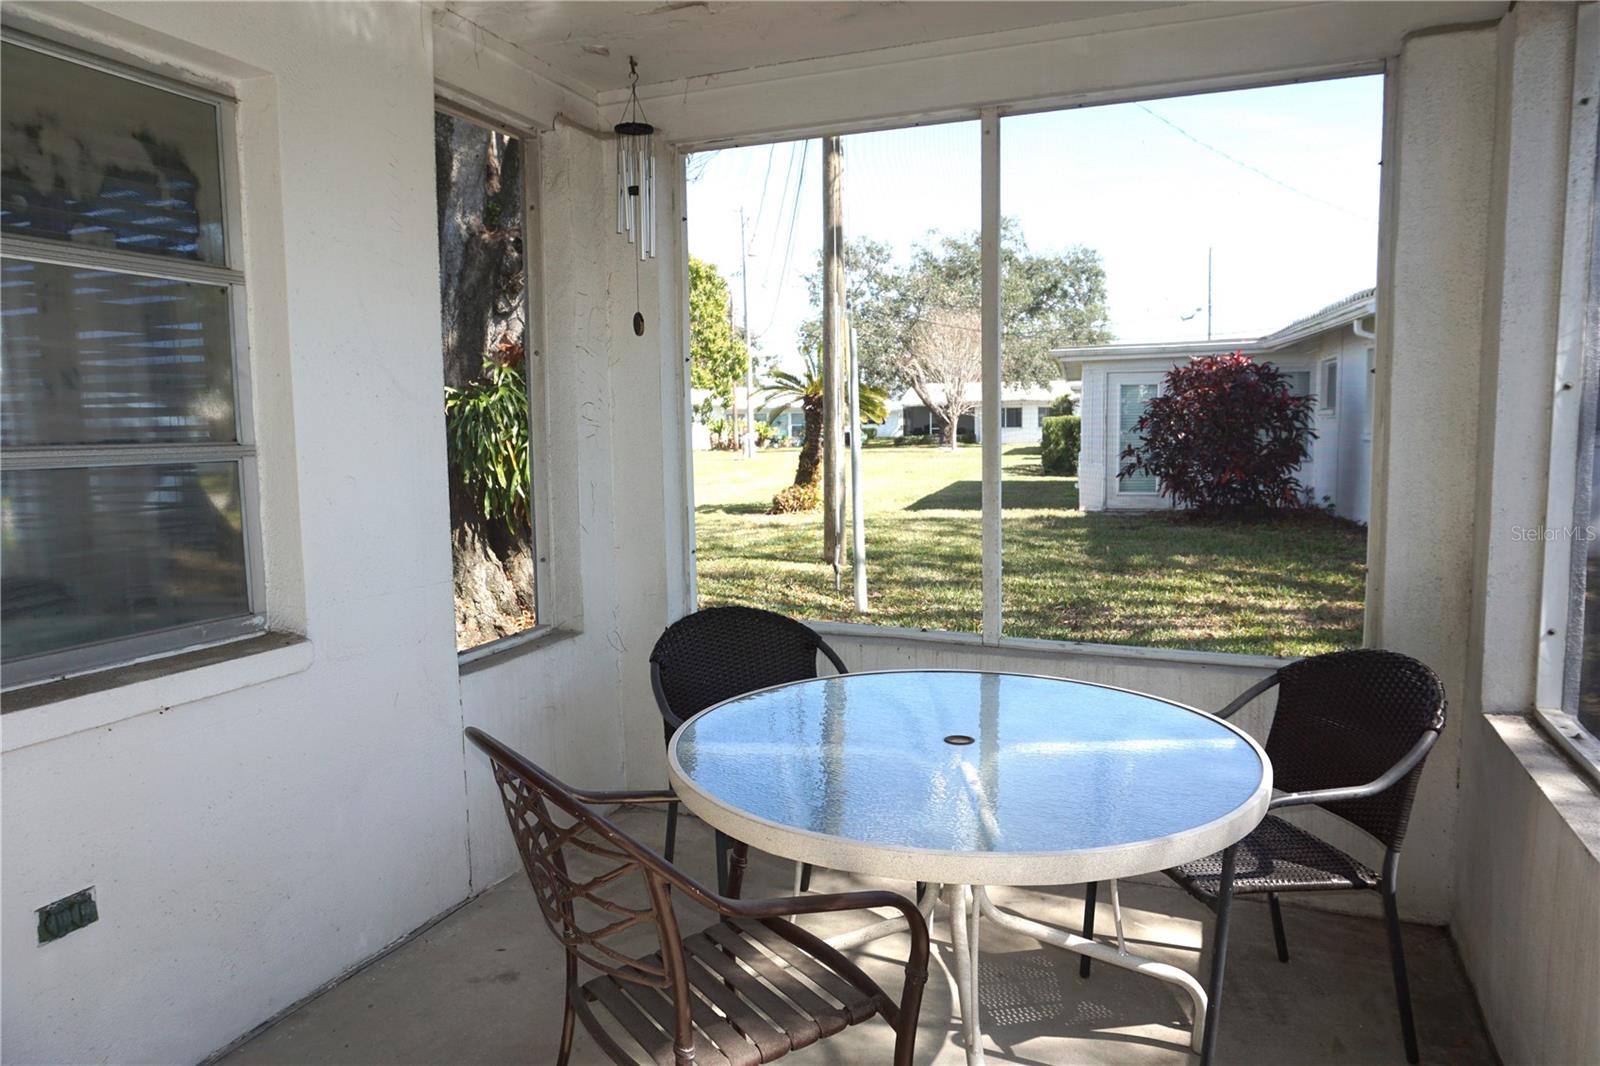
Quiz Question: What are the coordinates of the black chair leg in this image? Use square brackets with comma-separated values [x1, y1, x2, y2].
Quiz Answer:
[715, 830, 733, 897]
[726, 840, 749, 900]
[1199, 845, 1237, 1066]
[1382, 884, 1421, 1064]
[1078, 882, 1099, 978]
[799, 863, 813, 893]
[1268, 891, 1289, 962]
[663, 800, 679, 863]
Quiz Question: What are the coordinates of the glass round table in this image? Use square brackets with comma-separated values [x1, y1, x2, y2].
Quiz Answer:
[667, 669, 1271, 1065]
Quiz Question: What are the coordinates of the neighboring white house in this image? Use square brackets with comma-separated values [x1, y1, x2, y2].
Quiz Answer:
[690, 380, 1074, 448]
[1055, 290, 1375, 522]
[896, 380, 1075, 445]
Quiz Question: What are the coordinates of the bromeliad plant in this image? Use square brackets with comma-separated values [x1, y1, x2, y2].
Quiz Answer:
[1119, 352, 1315, 516]
[444, 351, 530, 535]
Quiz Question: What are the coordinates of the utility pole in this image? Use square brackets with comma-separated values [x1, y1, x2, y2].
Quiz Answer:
[739, 207, 755, 459]
[1206, 246, 1213, 341]
[821, 136, 846, 578]
[848, 317, 867, 613]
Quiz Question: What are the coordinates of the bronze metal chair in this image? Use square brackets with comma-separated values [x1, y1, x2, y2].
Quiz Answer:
[466, 727, 929, 1066]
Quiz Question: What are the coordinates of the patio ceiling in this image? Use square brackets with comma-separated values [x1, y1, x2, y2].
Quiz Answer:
[436, 0, 1188, 95]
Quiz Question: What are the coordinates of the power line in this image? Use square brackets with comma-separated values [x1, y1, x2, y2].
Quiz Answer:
[750, 142, 778, 236]
[753, 140, 809, 341]
[1135, 103, 1375, 224]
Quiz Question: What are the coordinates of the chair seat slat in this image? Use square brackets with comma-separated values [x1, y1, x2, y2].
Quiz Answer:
[685, 933, 815, 1051]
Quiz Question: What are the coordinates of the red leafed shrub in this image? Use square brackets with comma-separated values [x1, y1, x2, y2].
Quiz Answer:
[1119, 352, 1316, 516]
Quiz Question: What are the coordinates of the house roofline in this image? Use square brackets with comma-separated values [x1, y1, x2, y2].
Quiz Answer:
[1051, 289, 1377, 379]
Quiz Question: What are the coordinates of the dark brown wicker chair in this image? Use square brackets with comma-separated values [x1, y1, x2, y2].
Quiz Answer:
[1078, 648, 1446, 1065]
[466, 727, 928, 1066]
[649, 606, 848, 894]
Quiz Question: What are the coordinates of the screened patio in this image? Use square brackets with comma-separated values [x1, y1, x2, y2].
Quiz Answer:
[2, 3, 1597, 1066]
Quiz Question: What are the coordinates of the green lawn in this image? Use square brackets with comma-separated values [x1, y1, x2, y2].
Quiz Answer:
[693, 444, 1366, 657]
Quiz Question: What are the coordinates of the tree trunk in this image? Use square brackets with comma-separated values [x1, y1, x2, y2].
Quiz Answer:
[793, 394, 824, 487]
[436, 116, 524, 390]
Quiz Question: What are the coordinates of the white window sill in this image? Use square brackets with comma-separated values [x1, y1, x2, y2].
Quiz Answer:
[0, 633, 313, 753]
[1530, 706, 1600, 788]
[457, 624, 581, 675]
[806, 619, 1293, 671]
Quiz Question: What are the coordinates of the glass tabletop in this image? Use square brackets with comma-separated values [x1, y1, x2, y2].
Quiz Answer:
[670, 670, 1267, 876]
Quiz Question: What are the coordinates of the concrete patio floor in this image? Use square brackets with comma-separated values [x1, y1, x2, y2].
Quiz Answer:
[219, 809, 1496, 1066]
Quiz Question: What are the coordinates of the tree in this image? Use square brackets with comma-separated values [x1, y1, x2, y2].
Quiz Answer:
[904, 310, 982, 447]
[802, 219, 1112, 397]
[688, 257, 750, 411]
[762, 348, 887, 494]
[436, 113, 533, 648]
[1119, 353, 1317, 516]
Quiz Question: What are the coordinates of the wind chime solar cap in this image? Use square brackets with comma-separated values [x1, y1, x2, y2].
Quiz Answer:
[615, 120, 654, 136]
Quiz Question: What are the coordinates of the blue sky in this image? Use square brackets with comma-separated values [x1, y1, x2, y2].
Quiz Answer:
[687, 74, 1383, 372]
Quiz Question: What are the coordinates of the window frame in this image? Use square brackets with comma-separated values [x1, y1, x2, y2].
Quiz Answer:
[1001, 406, 1023, 429]
[433, 97, 558, 667]
[1533, 2, 1600, 782]
[1319, 357, 1339, 414]
[1, 28, 266, 690]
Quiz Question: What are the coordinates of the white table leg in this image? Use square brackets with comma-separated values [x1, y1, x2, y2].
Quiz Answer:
[976, 886, 1209, 1053]
[944, 884, 987, 1065]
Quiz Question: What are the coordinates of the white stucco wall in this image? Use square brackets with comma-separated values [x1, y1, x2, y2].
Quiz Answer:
[1451, 6, 1600, 1064]
[0, 4, 678, 1063]
[1, 5, 474, 1063]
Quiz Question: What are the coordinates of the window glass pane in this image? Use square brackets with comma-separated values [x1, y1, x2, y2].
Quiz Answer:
[1322, 361, 1339, 411]
[1, 42, 226, 263]
[435, 111, 534, 651]
[1116, 383, 1160, 493]
[688, 123, 981, 633]
[1000, 76, 1379, 655]
[1, 258, 235, 445]
[0, 462, 249, 662]
[1581, 419, 1600, 737]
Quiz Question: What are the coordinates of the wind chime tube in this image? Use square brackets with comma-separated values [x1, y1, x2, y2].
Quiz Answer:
[642, 142, 655, 260]
[616, 138, 626, 236]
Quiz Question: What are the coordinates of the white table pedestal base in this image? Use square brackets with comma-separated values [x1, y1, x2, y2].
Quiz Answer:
[825, 881, 1208, 1065]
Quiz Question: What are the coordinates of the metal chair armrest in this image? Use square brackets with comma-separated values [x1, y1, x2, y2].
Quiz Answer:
[1216, 673, 1281, 719]
[1269, 729, 1440, 810]
[718, 889, 930, 1019]
[569, 787, 679, 806]
[650, 661, 686, 730]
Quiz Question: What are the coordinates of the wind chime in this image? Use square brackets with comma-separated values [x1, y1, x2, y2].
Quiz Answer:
[614, 56, 655, 336]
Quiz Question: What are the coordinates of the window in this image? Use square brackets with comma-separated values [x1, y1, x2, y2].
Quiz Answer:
[687, 124, 981, 632]
[434, 107, 539, 653]
[1, 36, 261, 687]
[999, 76, 1379, 656]
[685, 76, 1379, 658]
[1321, 359, 1339, 413]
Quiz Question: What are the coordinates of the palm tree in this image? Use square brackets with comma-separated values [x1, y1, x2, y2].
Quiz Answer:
[762, 350, 888, 488]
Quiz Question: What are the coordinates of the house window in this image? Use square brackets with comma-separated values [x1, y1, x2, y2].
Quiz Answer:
[435, 106, 540, 653]
[1285, 369, 1313, 399]
[1, 36, 262, 687]
[1002, 407, 1023, 429]
[1320, 359, 1339, 413]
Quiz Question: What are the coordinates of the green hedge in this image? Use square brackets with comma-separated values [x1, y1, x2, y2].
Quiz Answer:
[1041, 415, 1081, 475]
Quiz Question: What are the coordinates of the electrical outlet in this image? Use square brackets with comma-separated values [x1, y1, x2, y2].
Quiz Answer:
[37, 887, 97, 944]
